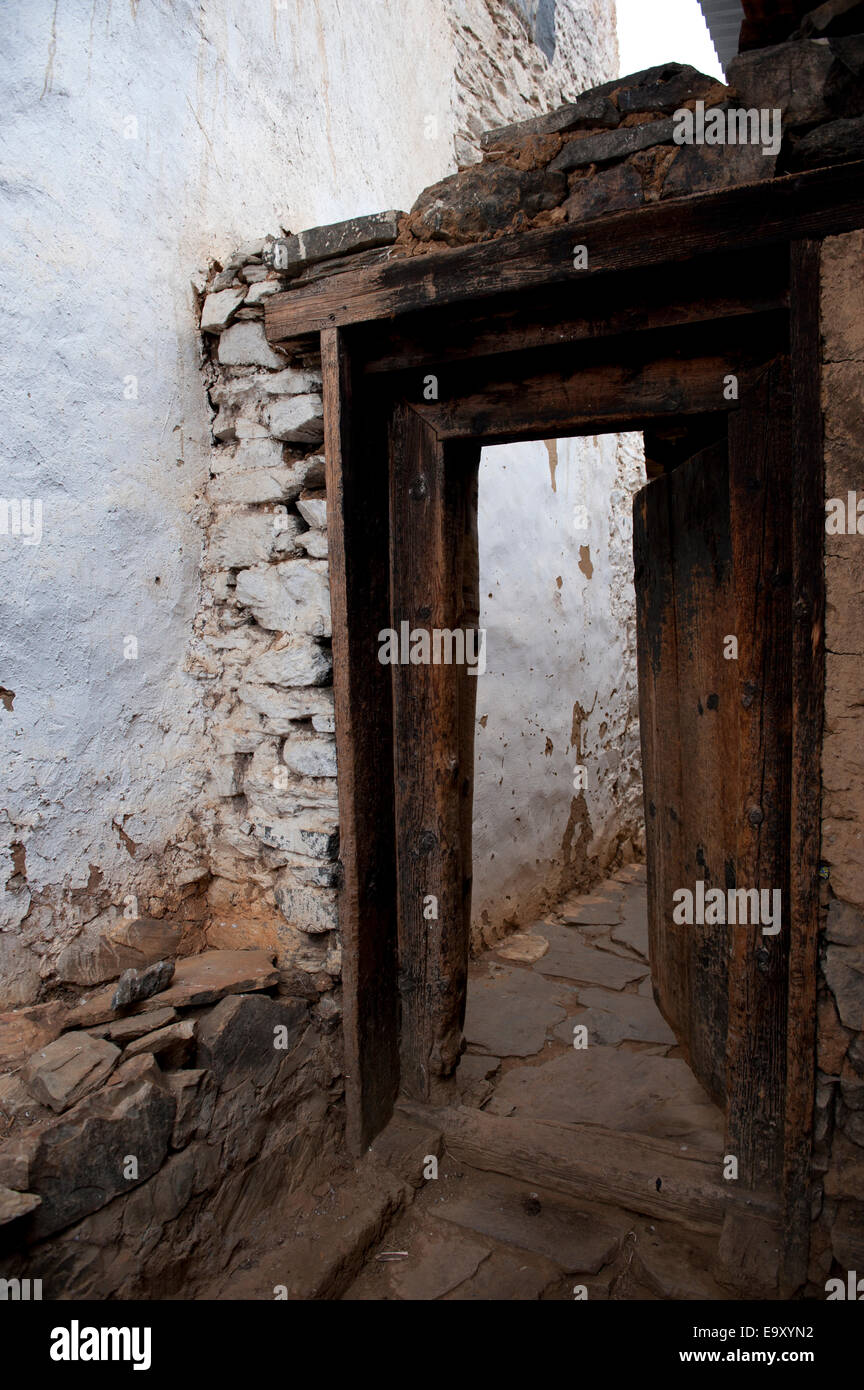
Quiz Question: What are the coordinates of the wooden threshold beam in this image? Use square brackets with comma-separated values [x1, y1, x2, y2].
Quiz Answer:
[266, 159, 864, 341]
[399, 1101, 743, 1234]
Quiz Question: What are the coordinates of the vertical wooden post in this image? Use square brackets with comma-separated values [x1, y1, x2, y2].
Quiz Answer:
[388, 404, 479, 1098]
[782, 240, 824, 1293]
[321, 328, 400, 1152]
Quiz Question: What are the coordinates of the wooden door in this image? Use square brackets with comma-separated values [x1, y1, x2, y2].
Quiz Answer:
[634, 361, 793, 1193]
[634, 436, 737, 1108]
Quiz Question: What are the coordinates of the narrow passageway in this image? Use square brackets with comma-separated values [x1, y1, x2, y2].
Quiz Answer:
[339, 862, 731, 1301]
[459, 863, 722, 1151]
[199, 862, 733, 1302]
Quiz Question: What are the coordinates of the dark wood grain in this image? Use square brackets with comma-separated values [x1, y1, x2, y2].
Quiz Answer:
[413, 353, 765, 445]
[782, 241, 824, 1294]
[634, 440, 738, 1107]
[725, 359, 794, 1204]
[321, 327, 399, 1152]
[398, 1102, 739, 1233]
[357, 250, 789, 375]
[388, 406, 480, 1097]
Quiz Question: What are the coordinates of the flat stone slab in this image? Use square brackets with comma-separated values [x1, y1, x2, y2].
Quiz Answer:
[0, 1184, 41, 1226]
[270, 211, 403, 273]
[554, 988, 675, 1047]
[480, 90, 620, 148]
[23, 1032, 120, 1114]
[431, 1174, 624, 1274]
[125, 1019, 196, 1067]
[534, 925, 648, 990]
[611, 887, 650, 959]
[456, 1053, 500, 1108]
[494, 932, 548, 963]
[464, 964, 570, 1057]
[56, 916, 184, 988]
[543, 913, 609, 941]
[14, 1067, 175, 1238]
[551, 117, 677, 173]
[88, 1007, 178, 1044]
[824, 944, 864, 1030]
[490, 1047, 723, 1150]
[0, 1004, 66, 1068]
[441, 1244, 559, 1300]
[558, 888, 623, 926]
[67, 950, 279, 1026]
[484, 1094, 516, 1117]
[632, 1225, 730, 1300]
[385, 1221, 490, 1301]
[612, 862, 647, 885]
[65, 989, 168, 1031]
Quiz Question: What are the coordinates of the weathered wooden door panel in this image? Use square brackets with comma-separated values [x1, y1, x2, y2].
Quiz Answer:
[634, 439, 738, 1105]
[634, 364, 793, 1189]
[388, 405, 480, 1099]
[725, 359, 793, 1191]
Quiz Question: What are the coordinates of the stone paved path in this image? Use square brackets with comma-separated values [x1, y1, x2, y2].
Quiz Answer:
[342, 864, 733, 1301]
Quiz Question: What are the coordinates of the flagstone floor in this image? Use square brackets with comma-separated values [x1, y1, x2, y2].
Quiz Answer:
[202, 863, 735, 1301]
[457, 862, 723, 1151]
[341, 863, 732, 1301]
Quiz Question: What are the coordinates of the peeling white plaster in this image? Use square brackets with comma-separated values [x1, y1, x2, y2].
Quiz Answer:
[0, 0, 618, 1003]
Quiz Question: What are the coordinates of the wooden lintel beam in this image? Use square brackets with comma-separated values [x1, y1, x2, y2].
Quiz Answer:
[265, 160, 864, 342]
[409, 354, 764, 444]
[357, 248, 789, 374]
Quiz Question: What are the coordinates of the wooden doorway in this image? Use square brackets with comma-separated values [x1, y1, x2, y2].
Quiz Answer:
[264, 174, 859, 1287]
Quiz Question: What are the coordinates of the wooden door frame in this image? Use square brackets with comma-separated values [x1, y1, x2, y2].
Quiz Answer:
[271, 164, 864, 1287]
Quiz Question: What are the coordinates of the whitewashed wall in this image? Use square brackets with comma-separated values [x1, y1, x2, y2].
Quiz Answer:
[472, 434, 645, 946]
[0, 0, 617, 1005]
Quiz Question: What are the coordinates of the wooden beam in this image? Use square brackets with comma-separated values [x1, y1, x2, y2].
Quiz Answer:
[266, 160, 864, 341]
[410, 352, 764, 445]
[321, 328, 400, 1153]
[398, 1102, 739, 1234]
[358, 250, 789, 374]
[781, 240, 824, 1294]
[388, 409, 479, 1096]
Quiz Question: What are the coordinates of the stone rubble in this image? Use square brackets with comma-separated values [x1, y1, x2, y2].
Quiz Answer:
[386, 46, 864, 249]
[23, 1032, 120, 1115]
[111, 960, 175, 1010]
[0, 948, 342, 1293]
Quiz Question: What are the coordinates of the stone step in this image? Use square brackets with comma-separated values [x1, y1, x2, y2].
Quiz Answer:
[198, 1161, 410, 1301]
